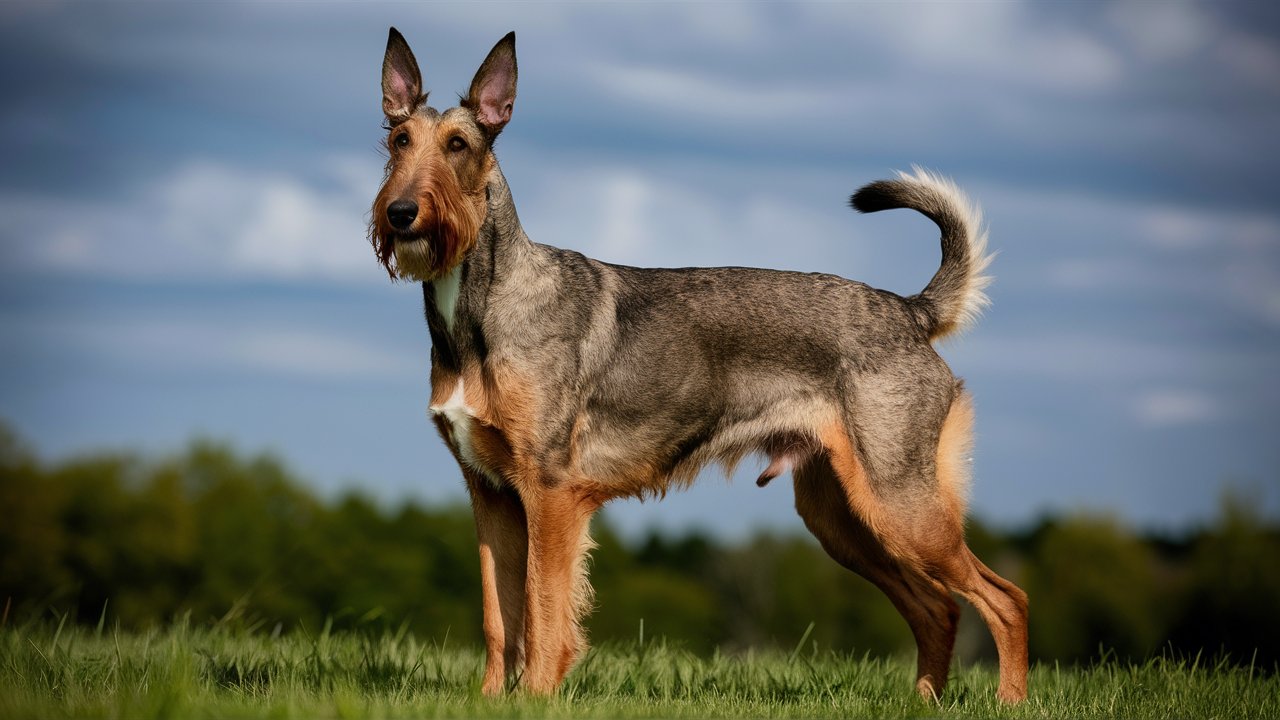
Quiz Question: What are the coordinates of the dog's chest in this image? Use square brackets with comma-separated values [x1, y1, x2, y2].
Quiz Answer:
[429, 377, 504, 486]
[432, 266, 462, 331]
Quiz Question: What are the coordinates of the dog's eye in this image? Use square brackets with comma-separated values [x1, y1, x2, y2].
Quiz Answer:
[448, 136, 468, 152]
[394, 132, 410, 149]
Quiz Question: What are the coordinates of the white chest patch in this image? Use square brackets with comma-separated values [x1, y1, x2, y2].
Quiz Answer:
[429, 378, 501, 486]
[433, 266, 462, 331]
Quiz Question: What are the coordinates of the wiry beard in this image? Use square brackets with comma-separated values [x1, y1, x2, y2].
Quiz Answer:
[389, 236, 439, 281]
[369, 164, 484, 281]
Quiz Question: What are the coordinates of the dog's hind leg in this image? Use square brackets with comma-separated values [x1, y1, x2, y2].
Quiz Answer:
[816, 396, 1029, 703]
[941, 545, 1029, 703]
[794, 457, 960, 700]
[466, 473, 529, 696]
[900, 394, 1029, 704]
[518, 481, 600, 694]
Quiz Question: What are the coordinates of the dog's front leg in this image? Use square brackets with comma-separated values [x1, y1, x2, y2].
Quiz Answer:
[466, 473, 529, 696]
[518, 481, 599, 694]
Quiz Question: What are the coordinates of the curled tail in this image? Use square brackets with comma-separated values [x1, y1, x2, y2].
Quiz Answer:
[850, 167, 993, 340]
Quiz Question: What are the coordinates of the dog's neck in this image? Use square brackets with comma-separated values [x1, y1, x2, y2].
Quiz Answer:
[421, 160, 541, 371]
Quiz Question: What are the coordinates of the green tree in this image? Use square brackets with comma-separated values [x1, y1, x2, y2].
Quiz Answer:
[1023, 515, 1163, 662]
[0, 424, 70, 616]
[1169, 492, 1280, 665]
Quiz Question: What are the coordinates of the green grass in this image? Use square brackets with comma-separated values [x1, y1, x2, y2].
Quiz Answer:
[1, 620, 1275, 719]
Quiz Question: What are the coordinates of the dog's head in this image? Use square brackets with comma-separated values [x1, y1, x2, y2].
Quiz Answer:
[369, 29, 517, 281]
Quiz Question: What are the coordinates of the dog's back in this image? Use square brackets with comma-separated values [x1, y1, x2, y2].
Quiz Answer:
[504, 168, 988, 502]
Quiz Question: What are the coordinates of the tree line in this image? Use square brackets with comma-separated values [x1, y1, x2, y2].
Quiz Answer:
[1, 421, 1276, 667]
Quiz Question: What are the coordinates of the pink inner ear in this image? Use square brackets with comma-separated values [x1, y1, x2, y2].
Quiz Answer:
[477, 69, 513, 126]
[388, 72, 409, 98]
[386, 70, 414, 108]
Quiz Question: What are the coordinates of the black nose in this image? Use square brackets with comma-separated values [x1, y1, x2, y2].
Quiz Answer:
[387, 199, 418, 230]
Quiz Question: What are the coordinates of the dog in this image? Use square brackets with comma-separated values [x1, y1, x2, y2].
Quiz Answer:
[368, 28, 1029, 703]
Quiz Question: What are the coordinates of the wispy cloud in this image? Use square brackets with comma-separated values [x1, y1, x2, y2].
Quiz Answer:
[61, 318, 420, 380]
[581, 62, 847, 123]
[1132, 389, 1221, 427]
[972, 180, 1280, 328]
[510, 157, 861, 272]
[846, 1, 1125, 93]
[229, 329, 420, 379]
[1, 157, 384, 284]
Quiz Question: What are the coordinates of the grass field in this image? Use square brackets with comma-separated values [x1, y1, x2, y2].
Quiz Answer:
[2, 620, 1275, 719]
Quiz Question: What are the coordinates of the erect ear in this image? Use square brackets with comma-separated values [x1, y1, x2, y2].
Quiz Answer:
[382, 27, 425, 122]
[464, 31, 517, 137]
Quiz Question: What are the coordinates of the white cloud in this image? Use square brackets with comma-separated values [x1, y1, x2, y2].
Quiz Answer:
[971, 179, 1280, 327]
[513, 159, 860, 273]
[1105, 1, 1211, 63]
[581, 62, 850, 123]
[1, 149, 865, 289]
[1, 157, 384, 284]
[1044, 258, 1128, 290]
[1223, 258, 1280, 326]
[62, 318, 419, 380]
[1105, 0, 1280, 90]
[799, 1, 1124, 94]
[568, 1, 1131, 135]
[158, 159, 384, 281]
[950, 331, 1272, 386]
[1217, 34, 1280, 88]
[1132, 389, 1220, 427]
[230, 329, 420, 378]
[592, 171, 653, 260]
[1137, 208, 1212, 251]
[1132, 206, 1279, 253]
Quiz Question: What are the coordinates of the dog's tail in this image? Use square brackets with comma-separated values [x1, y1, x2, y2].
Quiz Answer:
[850, 167, 993, 341]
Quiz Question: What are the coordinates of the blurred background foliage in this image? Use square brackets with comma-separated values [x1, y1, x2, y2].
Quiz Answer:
[1, 420, 1276, 667]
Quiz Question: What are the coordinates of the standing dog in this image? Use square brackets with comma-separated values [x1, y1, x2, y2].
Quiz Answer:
[369, 28, 1029, 703]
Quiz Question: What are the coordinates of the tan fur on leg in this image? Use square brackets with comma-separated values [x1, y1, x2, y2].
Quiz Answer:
[466, 473, 528, 696]
[518, 483, 600, 694]
[794, 458, 960, 700]
[805, 390, 1028, 703]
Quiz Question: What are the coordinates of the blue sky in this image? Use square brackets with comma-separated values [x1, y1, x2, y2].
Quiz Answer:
[1, 1, 1278, 538]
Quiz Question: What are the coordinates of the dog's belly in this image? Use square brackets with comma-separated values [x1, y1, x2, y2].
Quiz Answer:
[573, 388, 837, 494]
